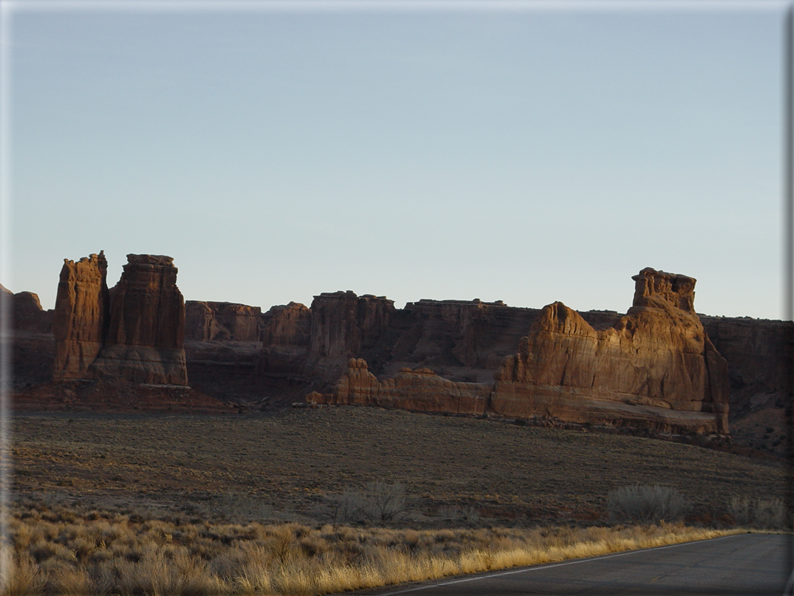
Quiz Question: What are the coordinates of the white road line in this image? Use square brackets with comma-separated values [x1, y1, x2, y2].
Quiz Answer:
[376, 534, 745, 595]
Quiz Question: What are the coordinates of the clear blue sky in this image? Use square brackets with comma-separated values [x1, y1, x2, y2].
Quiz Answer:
[1, 1, 788, 320]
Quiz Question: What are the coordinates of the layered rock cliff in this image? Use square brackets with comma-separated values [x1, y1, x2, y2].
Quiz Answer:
[52, 252, 188, 385]
[311, 269, 731, 435]
[257, 295, 538, 384]
[12, 255, 791, 447]
[13, 291, 54, 334]
[256, 292, 396, 383]
[258, 302, 312, 375]
[90, 254, 187, 385]
[303, 291, 396, 381]
[492, 269, 729, 433]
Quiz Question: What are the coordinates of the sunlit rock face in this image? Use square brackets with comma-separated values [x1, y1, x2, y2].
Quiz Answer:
[52, 252, 110, 380]
[492, 268, 729, 433]
[312, 269, 730, 435]
[53, 253, 188, 385]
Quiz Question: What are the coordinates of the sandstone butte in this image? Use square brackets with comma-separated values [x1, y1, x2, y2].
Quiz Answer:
[53, 252, 188, 385]
[308, 268, 731, 435]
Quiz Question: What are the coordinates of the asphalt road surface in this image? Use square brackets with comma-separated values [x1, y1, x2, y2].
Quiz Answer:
[359, 534, 790, 596]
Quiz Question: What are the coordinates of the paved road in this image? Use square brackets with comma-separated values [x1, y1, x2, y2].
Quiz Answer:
[360, 534, 790, 596]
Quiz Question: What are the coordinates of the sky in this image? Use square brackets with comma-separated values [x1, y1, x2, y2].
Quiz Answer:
[1, 0, 789, 320]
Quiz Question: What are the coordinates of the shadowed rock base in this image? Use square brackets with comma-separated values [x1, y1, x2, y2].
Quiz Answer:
[89, 346, 188, 385]
[310, 358, 490, 415]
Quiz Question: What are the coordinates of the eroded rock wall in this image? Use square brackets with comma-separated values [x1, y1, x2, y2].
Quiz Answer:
[388, 300, 539, 379]
[258, 302, 312, 375]
[257, 292, 396, 382]
[311, 269, 730, 435]
[303, 291, 396, 382]
[491, 268, 728, 433]
[185, 301, 262, 341]
[90, 255, 187, 385]
[13, 291, 54, 334]
[52, 253, 188, 385]
[52, 252, 109, 380]
[700, 315, 793, 414]
[257, 295, 540, 385]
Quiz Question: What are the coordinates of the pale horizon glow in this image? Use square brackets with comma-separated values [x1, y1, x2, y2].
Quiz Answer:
[1, 1, 789, 320]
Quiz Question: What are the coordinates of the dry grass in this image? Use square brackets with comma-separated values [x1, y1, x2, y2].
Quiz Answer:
[0, 502, 743, 596]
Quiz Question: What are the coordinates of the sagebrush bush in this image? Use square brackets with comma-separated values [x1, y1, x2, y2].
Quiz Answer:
[607, 484, 689, 524]
[331, 482, 408, 524]
[728, 496, 788, 529]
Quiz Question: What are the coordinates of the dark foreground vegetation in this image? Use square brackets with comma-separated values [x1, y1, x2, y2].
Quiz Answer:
[5, 406, 788, 594]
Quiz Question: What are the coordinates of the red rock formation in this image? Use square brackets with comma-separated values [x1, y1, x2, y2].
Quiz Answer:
[90, 254, 187, 385]
[699, 314, 792, 453]
[13, 291, 54, 333]
[309, 358, 490, 415]
[0, 284, 54, 334]
[304, 292, 395, 381]
[185, 301, 262, 341]
[312, 269, 730, 435]
[256, 291, 396, 382]
[256, 294, 537, 386]
[258, 302, 312, 374]
[491, 268, 729, 433]
[390, 299, 539, 379]
[52, 252, 109, 380]
[700, 315, 792, 415]
[185, 302, 219, 342]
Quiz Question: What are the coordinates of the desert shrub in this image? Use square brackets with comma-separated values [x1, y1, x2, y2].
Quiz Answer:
[331, 482, 408, 524]
[362, 482, 407, 523]
[331, 487, 368, 524]
[607, 484, 689, 524]
[728, 497, 788, 529]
